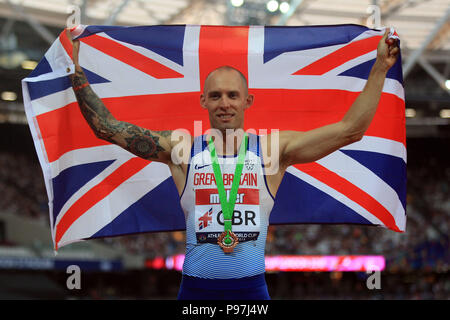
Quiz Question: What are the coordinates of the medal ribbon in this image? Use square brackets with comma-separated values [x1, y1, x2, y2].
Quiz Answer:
[208, 133, 248, 246]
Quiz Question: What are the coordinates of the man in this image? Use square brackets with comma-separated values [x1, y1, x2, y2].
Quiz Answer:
[67, 29, 399, 300]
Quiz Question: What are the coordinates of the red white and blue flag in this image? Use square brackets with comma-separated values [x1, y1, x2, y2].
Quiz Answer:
[198, 208, 213, 230]
[22, 24, 406, 250]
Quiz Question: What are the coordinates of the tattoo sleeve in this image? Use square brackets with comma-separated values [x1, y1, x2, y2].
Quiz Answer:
[70, 67, 170, 160]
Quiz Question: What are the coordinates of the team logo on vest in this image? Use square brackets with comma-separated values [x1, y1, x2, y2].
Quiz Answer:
[244, 159, 256, 171]
[198, 208, 213, 230]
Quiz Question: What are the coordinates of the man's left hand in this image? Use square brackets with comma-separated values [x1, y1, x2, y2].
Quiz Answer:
[376, 29, 400, 73]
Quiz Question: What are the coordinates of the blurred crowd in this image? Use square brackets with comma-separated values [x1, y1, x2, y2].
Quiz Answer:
[0, 137, 449, 276]
[56, 268, 450, 300]
[0, 152, 48, 225]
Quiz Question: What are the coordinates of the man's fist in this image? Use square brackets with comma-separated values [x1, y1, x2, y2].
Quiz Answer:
[376, 28, 400, 73]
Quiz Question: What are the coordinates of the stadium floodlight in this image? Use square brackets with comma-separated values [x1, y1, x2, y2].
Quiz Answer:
[445, 79, 450, 90]
[405, 108, 416, 118]
[279, 2, 290, 13]
[231, 0, 244, 7]
[439, 109, 450, 119]
[21, 60, 38, 70]
[1, 91, 17, 101]
[267, 0, 279, 12]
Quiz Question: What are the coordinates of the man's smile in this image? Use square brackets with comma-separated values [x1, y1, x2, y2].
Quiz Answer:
[217, 113, 235, 121]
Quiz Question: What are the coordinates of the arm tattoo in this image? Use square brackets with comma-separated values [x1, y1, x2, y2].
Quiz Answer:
[155, 130, 172, 138]
[70, 68, 168, 160]
[71, 68, 113, 137]
[124, 127, 165, 159]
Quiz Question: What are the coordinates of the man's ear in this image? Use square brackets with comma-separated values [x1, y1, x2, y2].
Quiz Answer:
[200, 93, 207, 109]
[245, 94, 254, 110]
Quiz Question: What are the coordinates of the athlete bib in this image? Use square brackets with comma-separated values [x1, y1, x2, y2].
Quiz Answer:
[194, 187, 261, 244]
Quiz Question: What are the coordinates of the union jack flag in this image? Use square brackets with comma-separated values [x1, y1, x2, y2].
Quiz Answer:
[198, 208, 213, 230]
[21, 24, 406, 250]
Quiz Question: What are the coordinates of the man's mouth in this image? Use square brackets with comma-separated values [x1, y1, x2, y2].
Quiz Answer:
[217, 113, 234, 121]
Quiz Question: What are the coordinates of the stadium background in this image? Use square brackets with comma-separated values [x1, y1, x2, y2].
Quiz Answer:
[0, 0, 448, 299]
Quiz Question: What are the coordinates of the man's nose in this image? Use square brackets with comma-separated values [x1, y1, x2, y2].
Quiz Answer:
[218, 96, 231, 108]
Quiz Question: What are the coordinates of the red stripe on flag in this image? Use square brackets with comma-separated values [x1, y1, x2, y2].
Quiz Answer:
[36, 101, 109, 163]
[293, 36, 381, 75]
[54, 157, 150, 249]
[198, 26, 249, 92]
[294, 162, 401, 232]
[37, 88, 404, 163]
[81, 34, 184, 79]
[59, 30, 73, 59]
[36, 92, 209, 162]
[245, 89, 406, 146]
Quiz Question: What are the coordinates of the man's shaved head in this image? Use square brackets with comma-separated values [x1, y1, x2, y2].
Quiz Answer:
[203, 66, 248, 95]
[200, 65, 254, 133]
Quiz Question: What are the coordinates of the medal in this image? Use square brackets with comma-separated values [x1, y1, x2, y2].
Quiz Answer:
[218, 230, 239, 253]
[208, 133, 248, 254]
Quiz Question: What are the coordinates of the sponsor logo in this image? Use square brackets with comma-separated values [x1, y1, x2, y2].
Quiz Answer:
[194, 163, 211, 170]
[196, 188, 259, 206]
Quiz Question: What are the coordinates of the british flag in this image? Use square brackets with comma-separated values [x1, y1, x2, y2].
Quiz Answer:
[21, 24, 406, 250]
[198, 208, 213, 230]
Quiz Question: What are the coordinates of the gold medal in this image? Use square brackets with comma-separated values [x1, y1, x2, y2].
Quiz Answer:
[218, 231, 239, 253]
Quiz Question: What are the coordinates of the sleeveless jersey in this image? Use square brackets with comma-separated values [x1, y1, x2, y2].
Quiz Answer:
[180, 134, 275, 279]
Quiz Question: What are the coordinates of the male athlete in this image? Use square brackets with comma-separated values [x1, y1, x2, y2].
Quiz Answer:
[67, 28, 399, 300]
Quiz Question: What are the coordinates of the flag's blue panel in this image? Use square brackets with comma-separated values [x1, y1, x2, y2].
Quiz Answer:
[264, 25, 368, 63]
[79, 25, 186, 67]
[339, 56, 403, 84]
[28, 56, 52, 78]
[83, 68, 112, 85]
[269, 171, 372, 225]
[27, 68, 110, 101]
[340, 150, 407, 210]
[77, 25, 127, 38]
[27, 76, 70, 101]
[91, 177, 186, 238]
[52, 160, 115, 226]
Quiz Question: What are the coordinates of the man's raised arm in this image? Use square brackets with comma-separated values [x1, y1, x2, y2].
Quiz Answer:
[68, 31, 173, 163]
[278, 29, 400, 167]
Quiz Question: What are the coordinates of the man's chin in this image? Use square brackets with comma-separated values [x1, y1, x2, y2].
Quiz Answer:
[214, 124, 241, 133]
[211, 121, 232, 130]
[209, 117, 244, 133]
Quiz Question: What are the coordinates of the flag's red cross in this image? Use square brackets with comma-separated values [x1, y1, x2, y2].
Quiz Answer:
[50, 27, 404, 247]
